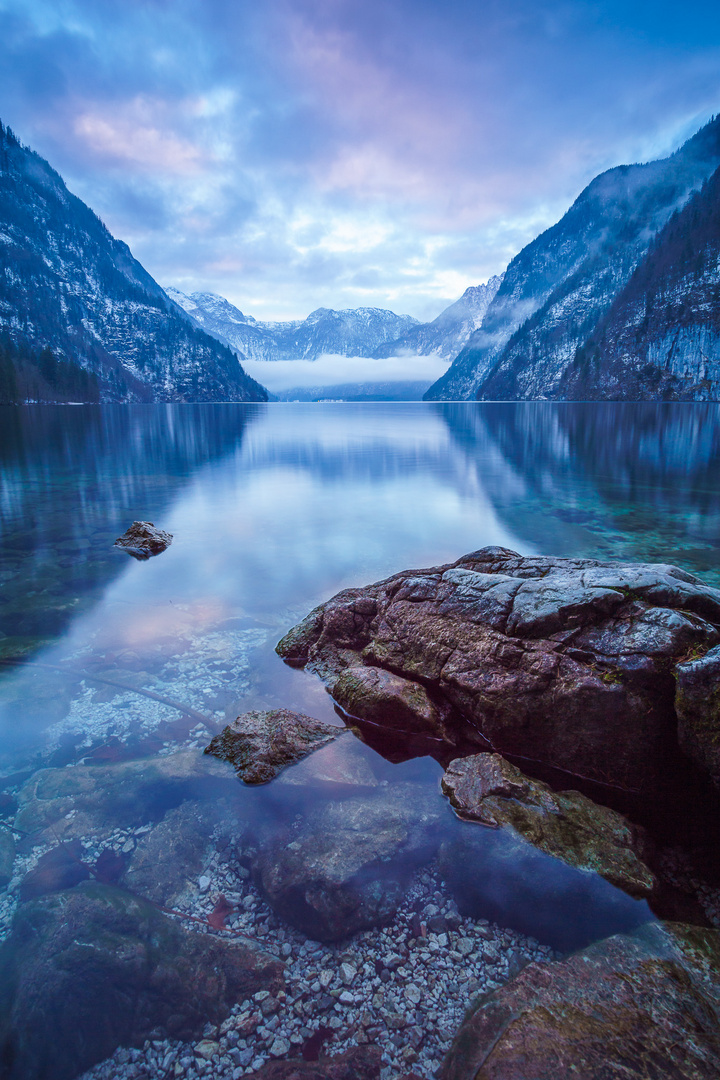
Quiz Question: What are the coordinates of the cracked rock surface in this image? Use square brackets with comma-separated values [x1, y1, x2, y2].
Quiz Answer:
[204, 711, 343, 786]
[277, 547, 720, 792]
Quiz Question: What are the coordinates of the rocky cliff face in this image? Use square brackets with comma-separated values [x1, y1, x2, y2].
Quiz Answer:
[559, 164, 720, 400]
[0, 122, 267, 403]
[372, 277, 504, 361]
[425, 115, 720, 401]
[166, 289, 277, 362]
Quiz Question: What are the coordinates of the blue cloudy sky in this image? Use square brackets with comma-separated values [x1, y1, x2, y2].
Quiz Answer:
[1, 0, 720, 320]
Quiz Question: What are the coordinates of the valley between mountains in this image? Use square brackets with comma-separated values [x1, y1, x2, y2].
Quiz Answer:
[3, 114, 720, 402]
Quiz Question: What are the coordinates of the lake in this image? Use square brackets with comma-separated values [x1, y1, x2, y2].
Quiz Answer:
[1, 401, 719, 1079]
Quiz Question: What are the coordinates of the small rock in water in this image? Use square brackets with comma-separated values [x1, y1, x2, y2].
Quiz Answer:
[204, 710, 342, 785]
[113, 521, 173, 560]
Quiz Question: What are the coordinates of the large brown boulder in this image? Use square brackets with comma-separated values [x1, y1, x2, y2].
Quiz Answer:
[442, 753, 656, 898]
[441, 921, 720, 1080]
[277, 548, 720, 792]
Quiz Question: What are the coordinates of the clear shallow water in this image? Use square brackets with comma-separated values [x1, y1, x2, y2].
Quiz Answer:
[1, 401, 719, 1070]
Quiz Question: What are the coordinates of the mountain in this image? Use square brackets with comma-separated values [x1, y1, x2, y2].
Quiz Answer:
[372, 276, 503, 360]
[0, 122, 267, 403]
[165, 289, 280, 362]
[167, 281, 503, 369]
[166, 289, 419, 361]
[425, 115, 720, 401]
[558, 164, 720, 400]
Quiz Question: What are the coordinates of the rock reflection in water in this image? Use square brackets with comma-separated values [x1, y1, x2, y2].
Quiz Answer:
[439, 824, 653, 953]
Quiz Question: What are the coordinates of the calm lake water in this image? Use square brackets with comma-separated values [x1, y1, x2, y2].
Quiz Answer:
[1, 402, 719, 1074]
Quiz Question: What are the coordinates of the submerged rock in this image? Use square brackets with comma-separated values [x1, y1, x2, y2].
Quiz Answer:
[204, 709, 343, 784]
[273, 734, 381, 792]
[243, 1046, 381, 1078]
[277, 547, 720, 791]
[252, 783, 448, 940]
[0, 881, 284, 1080]
[442, 753, 656, 898]
[113, 520, 173, 559]
[441, 921, 720, 1080]
[437, 825, 652, 953]
[19, 839, 91, 901]
[122, 799, 221, 906]
[14, 749, 233, 843]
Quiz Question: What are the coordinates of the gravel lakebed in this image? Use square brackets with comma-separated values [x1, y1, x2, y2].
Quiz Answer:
[0, 666, 555, 1080]
[77, 827, 555, 1080]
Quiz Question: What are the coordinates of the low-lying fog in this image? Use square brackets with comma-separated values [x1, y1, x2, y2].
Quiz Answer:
[242, 353, 451, 394]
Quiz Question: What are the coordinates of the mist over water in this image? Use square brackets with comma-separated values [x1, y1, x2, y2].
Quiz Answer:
[241, 353, 450, 394]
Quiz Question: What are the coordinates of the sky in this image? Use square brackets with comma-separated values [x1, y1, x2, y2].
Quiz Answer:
[1, 1, 720, 322]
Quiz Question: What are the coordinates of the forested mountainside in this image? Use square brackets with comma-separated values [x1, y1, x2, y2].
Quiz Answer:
[425, 114, 720, 401]
[0, 334, 100, 404]
[166, 289, 419, 361]
[559, 164, 720, 400]
[0, 122, 266, 403]
[371, 277, 503, 361]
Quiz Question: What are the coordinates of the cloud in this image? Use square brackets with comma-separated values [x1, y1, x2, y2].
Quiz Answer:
[73, 98, 206, 173]
[241, 354, 450, 392]
[1, 0, 720, 320]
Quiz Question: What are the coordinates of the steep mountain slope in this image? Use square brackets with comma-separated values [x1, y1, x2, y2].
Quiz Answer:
[167, 289, 419, 361]
[558, 165, 720, 400]
[0, 122, 266, 402]
[166, 289, 280, 362]
[372, 277, 503, 360]
[425, 115, 720, 401]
